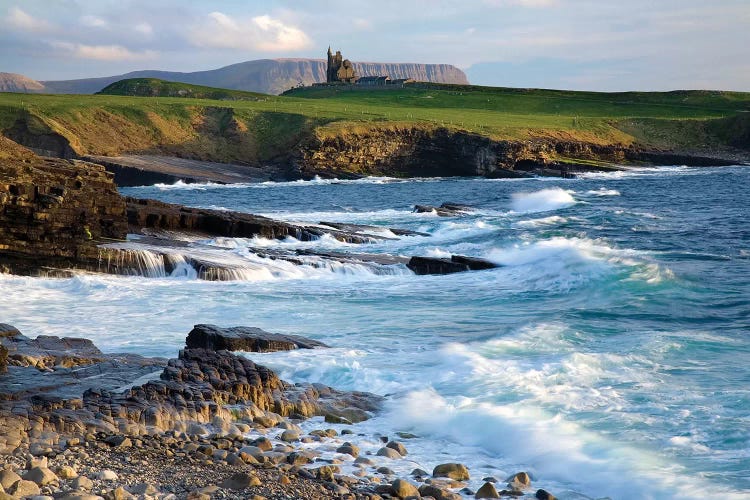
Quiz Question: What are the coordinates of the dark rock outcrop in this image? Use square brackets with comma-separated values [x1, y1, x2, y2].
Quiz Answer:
[414, 202, 473, 217]
[407, 255, 498, 275]
[0, 324, 381, 454]
[125, 197, 375, 244]
[186, 324, 328, 352]
[0, 138, 127, 275]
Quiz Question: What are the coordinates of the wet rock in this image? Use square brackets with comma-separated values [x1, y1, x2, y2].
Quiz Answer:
[414, 203, 473, 217]
[535, 489, 556, 500]
[336, 442, 360, 458]
[186, 324, 328, 353]
[407, 255, 497, 275]
[0, 345, 7, 374]
[386, 440, 408, 456]
[506, 472, 531, 491]
[376, 447, 402, 459]
[432, 463, 470, 481]
[475, 482, 500, 498]
[391, 478, 420, 498]
[418, 484, 462, 500]
[279, 430, 299, 442]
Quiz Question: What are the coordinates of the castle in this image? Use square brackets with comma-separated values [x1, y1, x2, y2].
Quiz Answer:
[326, 47, 358, 83]
[324, 47, 415, 87]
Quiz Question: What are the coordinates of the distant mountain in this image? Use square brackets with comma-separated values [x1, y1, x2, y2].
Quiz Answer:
[40, 59, 469, 95]
[0, 73, 45, 93]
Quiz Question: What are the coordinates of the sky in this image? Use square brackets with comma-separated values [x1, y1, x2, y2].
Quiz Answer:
[1, 0, 749, 91]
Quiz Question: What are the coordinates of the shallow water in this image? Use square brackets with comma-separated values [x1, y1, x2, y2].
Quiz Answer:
[3, 165, 749, 499]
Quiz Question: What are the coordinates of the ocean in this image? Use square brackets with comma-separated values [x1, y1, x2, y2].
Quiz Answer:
[2, 165, 749, 499]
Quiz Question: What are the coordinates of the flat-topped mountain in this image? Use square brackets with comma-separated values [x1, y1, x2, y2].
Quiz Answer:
[0, 72, 45, 93]
[40, 58, 469, 95]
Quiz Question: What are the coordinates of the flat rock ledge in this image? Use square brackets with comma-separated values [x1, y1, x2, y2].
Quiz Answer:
[186, 324, 328, 352]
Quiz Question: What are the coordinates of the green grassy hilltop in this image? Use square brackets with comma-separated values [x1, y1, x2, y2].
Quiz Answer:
[0, 78, 748, 168]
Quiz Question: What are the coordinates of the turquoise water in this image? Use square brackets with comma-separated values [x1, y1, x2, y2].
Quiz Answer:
[2, 166, 749, 499]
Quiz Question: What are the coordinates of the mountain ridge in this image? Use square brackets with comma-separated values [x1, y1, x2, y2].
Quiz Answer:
[34, 58, 468, 95]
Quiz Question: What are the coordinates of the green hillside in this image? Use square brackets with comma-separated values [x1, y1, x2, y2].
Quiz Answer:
[0, 79, 748, 169]
[97, 78, 269, 101]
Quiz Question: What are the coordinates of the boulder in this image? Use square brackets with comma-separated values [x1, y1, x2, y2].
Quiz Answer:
[386, 440, 408, 456]
[220, 472, 260, 490]
[432, 463, 470, 481]
[475, 482, 500, 498]
[376, 447, 402, 459]
[0, 468, 21, 490]
[186, 324, 328, 353]
[391, 478, 420, 498]
[535, 489, 556, 500]
[336, 442, 360, 458]
[22, 466, 58, 486]
[8, 479, 41, 498]
[506, 471, 531, 491]
[418, 484, 462, 500]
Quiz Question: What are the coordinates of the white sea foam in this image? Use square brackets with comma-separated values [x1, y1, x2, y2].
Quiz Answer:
[585, 187, 621, 196]
[511, 188, 576, 213]
[514, 215, 568, 228]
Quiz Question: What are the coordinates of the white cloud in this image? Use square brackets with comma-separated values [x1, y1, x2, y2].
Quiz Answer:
[6, 6, 52, 32]
[51, 41, 157, 61]
[80, 15, 108, 28]
[135, 22, 153, 35]
[190, 11, 312, 52]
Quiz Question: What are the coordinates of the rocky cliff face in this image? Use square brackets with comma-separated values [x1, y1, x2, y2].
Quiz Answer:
[41, 59, 469, 95]
[0, 72, 45, 93]
[298, 125, 628, 179]
[0, 137, 127, 274]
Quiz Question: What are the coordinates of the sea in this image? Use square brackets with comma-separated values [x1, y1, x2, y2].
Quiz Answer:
[2, 165, 749, 499]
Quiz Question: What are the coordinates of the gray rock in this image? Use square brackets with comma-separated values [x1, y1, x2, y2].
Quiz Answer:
[96, 470, 118, 481]
[128, 483, 159, 496]
[419, 484, 462, 500]
[279, 430, 299, 442]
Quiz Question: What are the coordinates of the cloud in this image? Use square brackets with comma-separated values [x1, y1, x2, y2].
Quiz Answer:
[190, 11, 312, 52]
[353, 18, 372, 30]
[51, 41, 157, 61]
[134, 22, 153, 35]
[6, 6, 52, 32]
[80, 15, 108, 28]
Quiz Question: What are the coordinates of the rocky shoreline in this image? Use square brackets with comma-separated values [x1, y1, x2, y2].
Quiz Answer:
[0, 323, 557, 500]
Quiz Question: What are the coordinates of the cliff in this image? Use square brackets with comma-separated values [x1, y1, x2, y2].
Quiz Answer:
[40, 59, 469, 95]
[0, 137, 127, 274]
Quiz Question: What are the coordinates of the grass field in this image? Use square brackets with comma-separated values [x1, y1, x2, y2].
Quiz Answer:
[0, 79, 748, 163]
